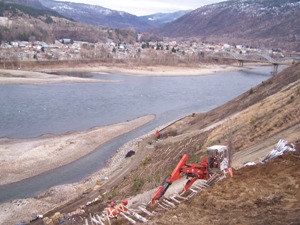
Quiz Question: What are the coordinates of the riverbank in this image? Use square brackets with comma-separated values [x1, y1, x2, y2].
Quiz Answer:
[0, 64, 247, 85]
[0, 69, 111, 84]
[0, 114, 161, 224]
[41, 64, 243, 77]
[0, 115, 155, 185]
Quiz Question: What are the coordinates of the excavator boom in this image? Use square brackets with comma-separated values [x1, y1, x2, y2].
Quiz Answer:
[151, 154, 189, 205]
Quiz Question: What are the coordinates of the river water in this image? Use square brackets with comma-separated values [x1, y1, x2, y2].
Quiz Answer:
[0, 66, 279, 202]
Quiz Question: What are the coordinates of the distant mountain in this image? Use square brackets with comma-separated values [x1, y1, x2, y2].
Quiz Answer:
[140, 10, 192, 27]
[3, 0, 48, 10]
[0, 0, 64, 19]
[39, 0, 154, 31]
[0, 1, 138, 44]
[156, 0, 300, 51]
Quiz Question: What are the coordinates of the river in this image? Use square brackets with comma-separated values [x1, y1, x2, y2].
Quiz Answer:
[0, 66, 280, 202]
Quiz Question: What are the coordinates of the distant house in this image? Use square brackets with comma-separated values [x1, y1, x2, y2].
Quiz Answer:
[119, 44, 125, 52]
[10, 42, 19, 47]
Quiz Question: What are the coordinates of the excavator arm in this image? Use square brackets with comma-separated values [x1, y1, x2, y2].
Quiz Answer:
[151, 155, 209, 205]
[151, 154, 189, 205]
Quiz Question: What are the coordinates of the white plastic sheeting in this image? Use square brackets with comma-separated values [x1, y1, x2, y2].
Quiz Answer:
[243, 139, 296, 167]
[261, 139, 296, 163]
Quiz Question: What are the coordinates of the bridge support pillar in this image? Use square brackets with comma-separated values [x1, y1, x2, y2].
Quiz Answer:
[238, 60, 244, 67]
[272, 63, 279, 75]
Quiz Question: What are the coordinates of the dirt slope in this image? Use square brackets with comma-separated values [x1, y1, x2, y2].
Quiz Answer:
[149, 147, 300, 225]
[33, 62, 300, 225]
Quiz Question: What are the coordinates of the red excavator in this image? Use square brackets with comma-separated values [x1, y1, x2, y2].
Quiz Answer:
[151, 145, 231, 205]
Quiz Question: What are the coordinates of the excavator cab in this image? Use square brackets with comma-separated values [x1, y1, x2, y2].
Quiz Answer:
[207, 145, 229, 176]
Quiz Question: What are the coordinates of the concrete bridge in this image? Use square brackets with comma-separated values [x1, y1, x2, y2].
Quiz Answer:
[211, 51, 300, 74]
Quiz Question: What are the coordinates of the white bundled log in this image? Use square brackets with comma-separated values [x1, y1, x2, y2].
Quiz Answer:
[218, 175, 226, 181]
[169, 196, 181, 203]
[161, 201, 171, 208]
[207, 174, 220, 185]
[176, 193, 189, 200]
[106, 212, 111, 225]
[195, 182, 209, 188]
[198, 179, 208, 185]
[90, 217, 101, 225]
[187, 191, 197, 199]
[193, 184, 204, 190]
[158, 203, 168, 210]
[138, 206, 154, 216]
[120, 212, 136, 224]
[85, 219, 89, 225]
[128, 209, 148, 223]
[261, 139, 296, 163]
[189, 188, 198, 193]
[90, 214, 104, 225]
[96, 215, 105, 224]
[163, 199, 176, 208]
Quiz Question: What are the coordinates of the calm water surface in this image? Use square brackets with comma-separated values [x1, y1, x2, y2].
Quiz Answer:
[0, 67, 275, 138]
[0, 66, 280, 202]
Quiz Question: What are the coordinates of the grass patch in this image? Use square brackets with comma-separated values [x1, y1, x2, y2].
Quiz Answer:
[131, 178, 145, 194]
[154, 173, 161, 183]
[107, 189, 119, 200]
[142, 156, 152, 166]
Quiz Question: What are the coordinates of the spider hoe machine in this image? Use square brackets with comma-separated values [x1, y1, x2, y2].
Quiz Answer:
[151, 145, 231, 205]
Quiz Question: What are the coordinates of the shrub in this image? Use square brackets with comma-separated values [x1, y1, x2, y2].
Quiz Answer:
[132, 178, 144, 193]
[142, 156, 152, 166]
[249, 88, 254, 95]
[45, 16, 53, 24]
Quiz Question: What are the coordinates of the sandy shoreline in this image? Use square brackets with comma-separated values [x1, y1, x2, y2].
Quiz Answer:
[0, 64, 245, 84]
[0, 115, 155, 185]
[0, 118, 163, 224]
[41, 64, 242, 76]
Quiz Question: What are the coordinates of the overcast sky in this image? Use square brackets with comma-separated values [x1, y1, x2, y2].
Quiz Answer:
[58, 0, 224, 16]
